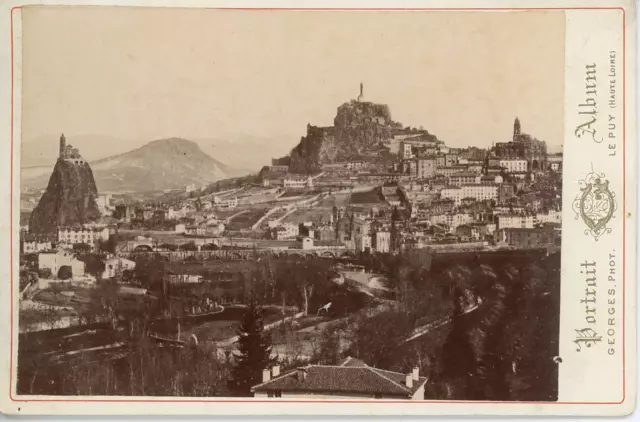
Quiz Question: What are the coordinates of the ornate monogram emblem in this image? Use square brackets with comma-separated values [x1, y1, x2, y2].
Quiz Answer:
[572, 168, 616, 241]
[573, 328, 602, 352]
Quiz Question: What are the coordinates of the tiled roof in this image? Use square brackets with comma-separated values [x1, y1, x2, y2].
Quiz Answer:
[336, 356, 368, 367]
[22, 233, 55, 242]
[252, 358, 427, 398]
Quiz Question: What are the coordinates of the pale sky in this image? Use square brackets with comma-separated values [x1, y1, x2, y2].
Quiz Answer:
[21, 7, 565, 151]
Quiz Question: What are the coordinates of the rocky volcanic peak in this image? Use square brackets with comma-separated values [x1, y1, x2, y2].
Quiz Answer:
[288, 99, 404, 174]
[29, 159, 101, 234]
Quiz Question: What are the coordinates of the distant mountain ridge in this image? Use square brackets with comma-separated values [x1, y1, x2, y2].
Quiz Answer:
[21, 133, 289, 173]
[22, 138, 247, 193]
[21, 134, 134, 169]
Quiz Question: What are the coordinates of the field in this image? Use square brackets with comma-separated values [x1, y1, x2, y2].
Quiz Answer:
[317, 192, 351, 207]
[349, 189, 385, 204]
[237, 191, 279, 205]
[225, 207, 269, 230]
[281, 207, 332, 225]
[278, 192, 350, 225]
[215, 209, 244, 220]
[264, 208, 288, 221]
[278, 189, 314, 199]
[148, 305, 290, 343]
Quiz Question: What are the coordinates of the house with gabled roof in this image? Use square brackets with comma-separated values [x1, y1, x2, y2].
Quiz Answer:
[251, 356, 427, 400]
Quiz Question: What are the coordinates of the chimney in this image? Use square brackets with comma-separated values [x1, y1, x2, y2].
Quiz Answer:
[262, 369, 271, 383]
[412, 366, 419, 381]
[405, 373, 413, 388]
[272, 365, 280, 377]
[297, 367, 307, 381]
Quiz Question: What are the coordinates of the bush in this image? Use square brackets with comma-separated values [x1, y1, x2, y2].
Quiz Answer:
[73, 243, 93, 254]
[19, 271, 38, 291]
[57, 265, 72, 280]
[38, 268, 52, 279]
[179, 242, 198, 251]
[77, 254, 105, 278]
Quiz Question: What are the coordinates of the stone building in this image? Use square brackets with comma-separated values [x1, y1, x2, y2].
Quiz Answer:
[58, 133, 86, 165]
[493, 118, 548, 172]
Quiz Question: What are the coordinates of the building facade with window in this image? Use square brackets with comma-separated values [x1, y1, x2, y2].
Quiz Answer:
[440, 184, 499, 205]
[57, 226, 110, 246]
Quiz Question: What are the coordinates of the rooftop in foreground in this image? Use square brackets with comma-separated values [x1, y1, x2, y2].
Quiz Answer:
[251, 356, 427, 399]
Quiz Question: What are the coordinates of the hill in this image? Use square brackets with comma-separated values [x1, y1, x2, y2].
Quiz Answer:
[21, 134, 134, 168]
[91, 138, 245, 192]
[22, 138, 246, 193]
[286, 99, 441, 174]
[21, 133, 285, 177]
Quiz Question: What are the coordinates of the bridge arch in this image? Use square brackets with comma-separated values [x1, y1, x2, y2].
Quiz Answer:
[133, 245, 153, 252]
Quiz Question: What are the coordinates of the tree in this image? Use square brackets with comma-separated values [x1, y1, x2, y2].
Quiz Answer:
[19, 270, 38, 292]
[120, 269, 133, 284]
[38, 268, 52, 279]
[390, 206, 400, 253]
[57, 265, 72, 280]
[437, 264, 483, 399]
[180, 242, 198, 251]
[351, 309, 414, 368]
[99, 235, 119, 254]
[134, 256, 166, 290]
[77, 254, 105, 278]
[316, 326, 341, 365]
[227, 299, 274, 396]
[73, 243, 92, 254]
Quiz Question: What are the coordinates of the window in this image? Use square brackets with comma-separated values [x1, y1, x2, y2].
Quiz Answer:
[267, 391, 282, 398]
[374, 393, 383, 399]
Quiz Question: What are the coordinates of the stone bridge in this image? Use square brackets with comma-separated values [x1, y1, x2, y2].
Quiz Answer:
[118, 247, 353, 262]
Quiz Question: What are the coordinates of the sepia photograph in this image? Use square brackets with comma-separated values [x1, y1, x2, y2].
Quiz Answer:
[16, 5, 568, 403]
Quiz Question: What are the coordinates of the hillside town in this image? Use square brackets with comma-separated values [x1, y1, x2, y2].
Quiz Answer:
[18, 84, 562, 401]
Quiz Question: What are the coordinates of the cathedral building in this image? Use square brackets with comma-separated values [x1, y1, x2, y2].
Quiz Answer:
[493, 118, 547, 172]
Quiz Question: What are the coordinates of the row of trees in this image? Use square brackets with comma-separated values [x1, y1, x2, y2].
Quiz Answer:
[132, 254, 369, 318]
[20, 243, 559, 400]
[309, 250, 560, 402]
[34, 339, 231, 396]
[20, 298, 274, 397]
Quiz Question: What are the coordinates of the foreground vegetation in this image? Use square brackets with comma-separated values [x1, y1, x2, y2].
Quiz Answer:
[18, 249, 559, 400]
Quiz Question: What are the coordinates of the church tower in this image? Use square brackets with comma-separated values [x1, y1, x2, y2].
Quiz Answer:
[59, 133, 66, 158]
[357, 82, 364, 103]
[513, 117, 521, 142]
